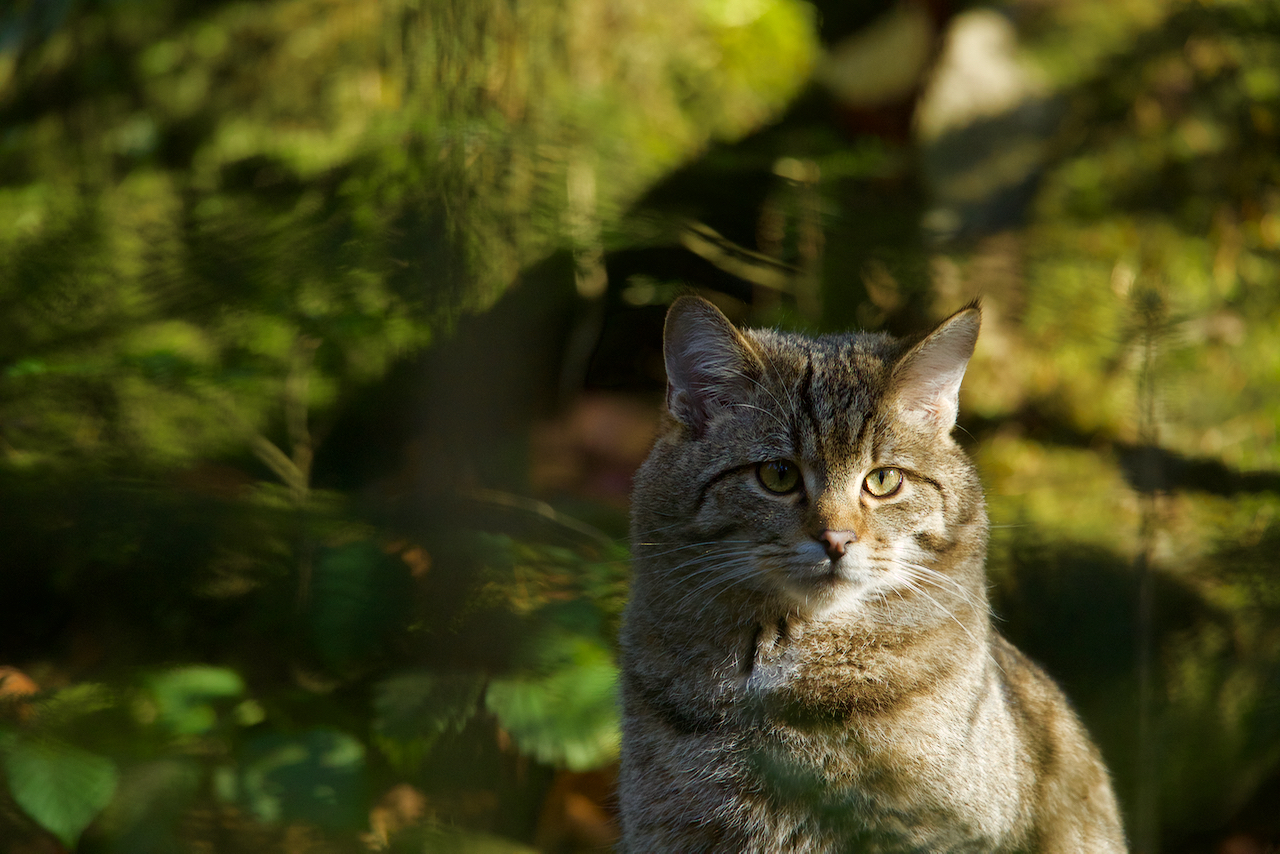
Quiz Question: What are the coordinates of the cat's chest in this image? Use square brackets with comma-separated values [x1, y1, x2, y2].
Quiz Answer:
[733, 617, 996, 783]
[738, 612, 915, 710]
[726, 639, 1032, 854]
[729, 707, 1022, 854]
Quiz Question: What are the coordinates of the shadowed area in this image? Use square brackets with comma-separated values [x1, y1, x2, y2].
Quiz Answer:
[0, 0, 1278, 851]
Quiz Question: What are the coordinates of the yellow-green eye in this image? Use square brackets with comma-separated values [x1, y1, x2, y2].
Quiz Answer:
[757, 460, 802, 494]
[864, 467, 903, 497]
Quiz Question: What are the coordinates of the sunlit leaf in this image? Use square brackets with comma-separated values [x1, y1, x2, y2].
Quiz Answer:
[485, 631, 620, 771]
[32, 682, 117, 726]
[146, 665, 245, 735]
[372, 669, 485, 771]
[375, 670, 485, 741]
[1, 734, 119, 847]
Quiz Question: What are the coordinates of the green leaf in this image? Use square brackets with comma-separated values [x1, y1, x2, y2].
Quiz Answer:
[485, 633, 620, 771]
[1, 735, 119, 847]
[375, 670, 486, 741]
[146, 665, 245, 735]
[308, 541, 412, 668]
[373, 670, 485, 771]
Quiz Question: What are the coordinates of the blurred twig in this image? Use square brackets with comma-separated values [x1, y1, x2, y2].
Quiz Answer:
[201, 336, 321, 608]
[461, 487, 615, 549]
[286, 336, 321, 504]
[680, 220, 799, 293]
[203, 388, 308, 496]
[677, 156, 823, 320]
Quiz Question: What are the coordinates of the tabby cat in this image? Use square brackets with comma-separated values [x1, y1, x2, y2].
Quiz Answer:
[619, 296, 1125, 853]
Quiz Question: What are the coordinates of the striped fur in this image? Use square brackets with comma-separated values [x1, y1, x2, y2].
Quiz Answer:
[619, 297, 1125, 853]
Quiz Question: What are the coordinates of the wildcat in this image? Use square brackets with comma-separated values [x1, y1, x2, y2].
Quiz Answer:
[619, 296, 1125, 853]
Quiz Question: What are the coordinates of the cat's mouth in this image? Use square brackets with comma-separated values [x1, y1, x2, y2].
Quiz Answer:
[794, 561, 844, 585]
[771, 555, 887, 612]
[773, 558, 846, 597]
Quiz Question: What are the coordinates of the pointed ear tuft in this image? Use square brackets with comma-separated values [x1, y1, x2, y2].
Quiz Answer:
[663, 296, 760, 434]
[889, 305, 980, 433]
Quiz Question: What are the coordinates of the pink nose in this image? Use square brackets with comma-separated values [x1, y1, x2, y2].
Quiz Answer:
[818, 530, 857, 560]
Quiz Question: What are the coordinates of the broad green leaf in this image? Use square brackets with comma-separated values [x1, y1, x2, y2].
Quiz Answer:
[1, 735, 119, 847]
[146, 665, 245, 735]
[373, 670, 486, 771]
[485, 633, 620, 771]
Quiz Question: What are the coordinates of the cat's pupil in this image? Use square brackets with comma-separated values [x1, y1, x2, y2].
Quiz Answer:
[865, 467, 903, 497]
[757, 460, 801, 494]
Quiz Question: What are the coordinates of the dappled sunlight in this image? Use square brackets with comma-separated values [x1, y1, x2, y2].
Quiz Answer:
[1, 0, 1279, 851]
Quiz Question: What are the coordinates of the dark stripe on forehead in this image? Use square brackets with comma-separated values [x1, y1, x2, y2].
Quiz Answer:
[869, 408, 892, 461]
[831, 369, 866, 451]
[784, 359, 804, 453]
[798, 355, 821, 452]
[849, 407, 872, 458]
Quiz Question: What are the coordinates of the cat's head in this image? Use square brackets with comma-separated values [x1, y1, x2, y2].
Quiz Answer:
[631, 296, 987, 621]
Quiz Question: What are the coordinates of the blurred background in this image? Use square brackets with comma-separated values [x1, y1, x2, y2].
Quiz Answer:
[0, 0, 1277, 851]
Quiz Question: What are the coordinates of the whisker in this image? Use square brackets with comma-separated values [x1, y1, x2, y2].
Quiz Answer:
[888, 571, 1004, 675]
[895, 576, 982, 645]
[885, 557, 988, 612]
[728, 401, 791, 445]
[632, 540, 757, 561]
[724, 366, 797, 428]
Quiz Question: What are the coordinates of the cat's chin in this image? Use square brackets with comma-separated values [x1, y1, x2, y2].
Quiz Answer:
[774, 558, 887, 616]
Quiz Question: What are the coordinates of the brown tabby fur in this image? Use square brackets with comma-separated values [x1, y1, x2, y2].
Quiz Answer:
[619, 297, 1125, 853]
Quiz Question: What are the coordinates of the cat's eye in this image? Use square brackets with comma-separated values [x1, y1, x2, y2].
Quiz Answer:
[757, 460, 802, 495]
[863, 467, 903, 498]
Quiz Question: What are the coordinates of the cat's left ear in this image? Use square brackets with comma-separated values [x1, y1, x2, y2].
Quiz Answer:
[889, 303, 980, 434]
[663, 296, 762, 435]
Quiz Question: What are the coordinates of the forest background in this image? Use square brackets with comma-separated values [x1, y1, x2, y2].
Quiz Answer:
[0, 0, 1278, 852]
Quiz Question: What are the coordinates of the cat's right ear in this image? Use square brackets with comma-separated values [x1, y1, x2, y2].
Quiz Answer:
[663, 296, 760, 435]
[888, 303, 980, 435]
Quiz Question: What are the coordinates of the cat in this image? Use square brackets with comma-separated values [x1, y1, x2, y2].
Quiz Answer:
[618, 296, 1126, 853]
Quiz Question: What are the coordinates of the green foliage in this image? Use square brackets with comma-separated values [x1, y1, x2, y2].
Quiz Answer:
[955, 1, 1280, 845]
[231, 728, 368, 829]
[0, 731, 119, 847]
[308, 541, 414, 669]
[373, 670, 487, 771]
[145, 666, 245, 736]
[485, 606, 621, 772]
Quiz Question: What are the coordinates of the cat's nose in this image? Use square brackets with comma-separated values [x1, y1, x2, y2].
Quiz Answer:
[818, 530, 857, 560]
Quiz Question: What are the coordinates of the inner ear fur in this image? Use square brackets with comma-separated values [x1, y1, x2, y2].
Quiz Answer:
[888, 303, 980, 434]
[663, 296, 763, 434]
